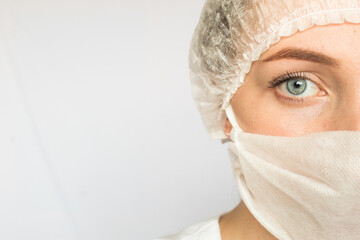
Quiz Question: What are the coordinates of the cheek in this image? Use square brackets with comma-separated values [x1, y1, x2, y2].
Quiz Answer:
[232, 86, 328, 136]
[275, 102, 328, 136]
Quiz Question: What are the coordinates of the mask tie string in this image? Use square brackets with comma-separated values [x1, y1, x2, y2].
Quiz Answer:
[225, 105, 243, 132]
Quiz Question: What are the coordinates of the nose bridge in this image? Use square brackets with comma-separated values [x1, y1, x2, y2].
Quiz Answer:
[337, 84, 360, 131]
[345, 115, 360, 131]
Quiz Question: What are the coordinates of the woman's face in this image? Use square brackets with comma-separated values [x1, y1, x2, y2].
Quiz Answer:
[227, 23, 360, 136]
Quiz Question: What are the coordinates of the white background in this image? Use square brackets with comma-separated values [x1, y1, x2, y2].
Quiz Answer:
[1, 0, 240, 239]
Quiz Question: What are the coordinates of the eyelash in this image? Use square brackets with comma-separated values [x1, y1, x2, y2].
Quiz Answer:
[266, 71, 318, 104]
[267, 71, 312, 88]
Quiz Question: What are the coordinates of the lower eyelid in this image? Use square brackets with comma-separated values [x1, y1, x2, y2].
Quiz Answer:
[274, 90, 309, 104]
[274, 87, 327, 105]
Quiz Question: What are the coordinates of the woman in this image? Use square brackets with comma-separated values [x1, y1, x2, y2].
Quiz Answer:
[157, 0, 360, 239]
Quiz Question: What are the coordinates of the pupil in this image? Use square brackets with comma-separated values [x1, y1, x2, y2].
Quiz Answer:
[294, 82, 302, 88]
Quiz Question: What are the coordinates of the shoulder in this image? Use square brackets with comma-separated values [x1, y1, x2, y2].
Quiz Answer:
[154, 215, 221, 240]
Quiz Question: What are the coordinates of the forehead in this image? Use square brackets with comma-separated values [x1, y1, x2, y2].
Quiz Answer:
[258, 23, 360, 66]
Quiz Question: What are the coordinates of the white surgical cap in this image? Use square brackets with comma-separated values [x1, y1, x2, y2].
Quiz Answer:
[189, 0, 360, 139]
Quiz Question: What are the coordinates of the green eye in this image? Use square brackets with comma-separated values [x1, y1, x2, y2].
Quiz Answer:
[279, 78, 319, 97]
[286, 79, 307, 95]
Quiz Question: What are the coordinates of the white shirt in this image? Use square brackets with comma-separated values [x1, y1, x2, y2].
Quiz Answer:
[154, 215, 221, 240]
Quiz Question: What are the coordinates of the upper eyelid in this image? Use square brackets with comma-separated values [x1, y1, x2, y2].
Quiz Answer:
[267, 71, 321, 89]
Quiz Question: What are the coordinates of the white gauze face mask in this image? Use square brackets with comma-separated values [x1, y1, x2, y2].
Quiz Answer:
[225, 105, 360, 240]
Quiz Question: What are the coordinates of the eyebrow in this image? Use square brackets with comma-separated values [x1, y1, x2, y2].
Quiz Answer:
[260, 47, 340, 67]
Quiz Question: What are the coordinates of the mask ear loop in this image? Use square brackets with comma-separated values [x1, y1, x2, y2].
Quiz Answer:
[225, 105, 243, 133]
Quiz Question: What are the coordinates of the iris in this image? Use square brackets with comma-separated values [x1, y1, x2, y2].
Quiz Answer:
[286, 79, 307, 95]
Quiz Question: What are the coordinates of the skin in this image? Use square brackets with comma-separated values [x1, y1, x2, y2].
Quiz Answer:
[219, 23, 360, 240]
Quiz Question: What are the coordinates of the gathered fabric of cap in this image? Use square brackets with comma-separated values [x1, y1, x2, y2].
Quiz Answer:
[189, 0, 360, 139]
